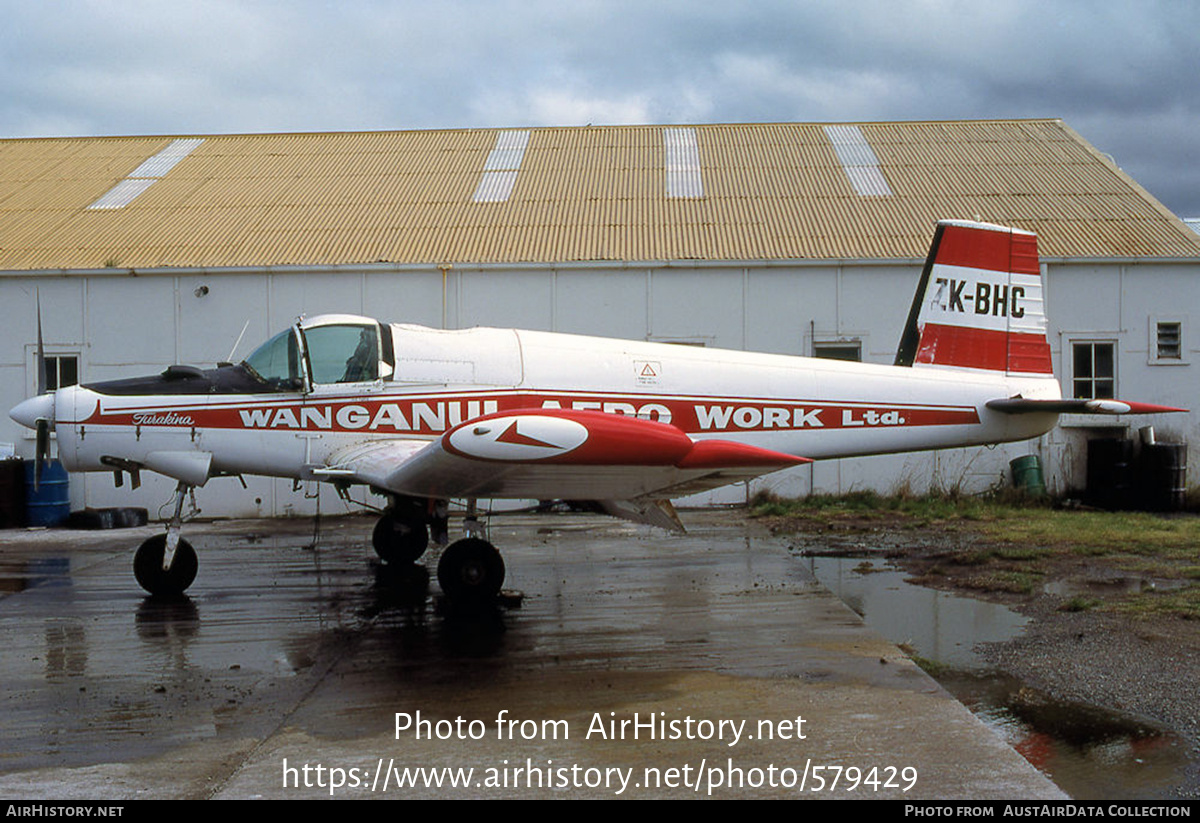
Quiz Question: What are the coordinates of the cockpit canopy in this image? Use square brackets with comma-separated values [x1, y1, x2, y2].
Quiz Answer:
[242, 316, 393, 390]
[80, 315, 396, 397]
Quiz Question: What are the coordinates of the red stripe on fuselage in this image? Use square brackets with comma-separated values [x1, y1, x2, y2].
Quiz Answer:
[82, 391, 982, 434]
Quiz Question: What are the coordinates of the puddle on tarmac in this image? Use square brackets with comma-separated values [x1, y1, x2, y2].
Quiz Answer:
[0, 557, 70, 595]
[804, 556, 1190, 800]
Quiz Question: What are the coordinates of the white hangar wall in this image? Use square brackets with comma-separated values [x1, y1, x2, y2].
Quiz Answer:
[1038, 261, 1196, 501]
[1, 256, 1195, 517]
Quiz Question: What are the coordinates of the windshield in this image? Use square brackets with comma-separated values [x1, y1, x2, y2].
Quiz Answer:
[241, 328, 302, 390]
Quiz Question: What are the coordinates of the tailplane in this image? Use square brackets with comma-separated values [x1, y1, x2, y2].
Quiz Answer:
[895, 220, 1053, 375]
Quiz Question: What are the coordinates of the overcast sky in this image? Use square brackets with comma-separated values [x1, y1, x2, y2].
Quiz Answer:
[3, 0, 1198, 216]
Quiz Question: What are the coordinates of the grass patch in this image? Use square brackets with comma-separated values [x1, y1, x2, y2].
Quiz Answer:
[972, 509, 1200, 558]
[1058, 596, 1103, 613]
[755, 491, 1200, 557]
[950, 549, 996, 567]
[1114, 585, 1200, 621]
[750, 488, 1011, 527]
[962, 570, 1044, 595]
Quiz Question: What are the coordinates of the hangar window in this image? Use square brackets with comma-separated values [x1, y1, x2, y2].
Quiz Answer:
[44, 355, 78, 391]
[22, 350, 78, 441]
[1071, 341, 1116, 400]
[26, 348, 79, 395]
[813, 340, 862, 362]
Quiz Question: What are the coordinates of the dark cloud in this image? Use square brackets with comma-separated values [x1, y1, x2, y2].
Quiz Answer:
[2, 0, 1197, 216]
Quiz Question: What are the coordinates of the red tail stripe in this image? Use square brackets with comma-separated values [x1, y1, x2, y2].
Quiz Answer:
[916, 324, 1053, 374]
[935, 224, 1039, 275]
[1009, 231, 1040, 277]
[1007, 335, 1055, 375]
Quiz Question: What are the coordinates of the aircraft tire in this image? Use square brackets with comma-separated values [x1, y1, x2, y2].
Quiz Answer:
[372, 513, 430, 564]
[134, 534, 198, 597]
[437, 538, 505, 603]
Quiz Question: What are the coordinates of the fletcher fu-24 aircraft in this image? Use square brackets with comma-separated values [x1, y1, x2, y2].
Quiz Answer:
[9, 220, 1184, 602]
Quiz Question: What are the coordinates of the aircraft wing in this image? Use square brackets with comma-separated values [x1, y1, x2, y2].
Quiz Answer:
[320, 408, 809, 502]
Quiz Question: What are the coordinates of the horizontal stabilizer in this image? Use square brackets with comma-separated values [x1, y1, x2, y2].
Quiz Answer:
[986, 398, 1187, 415]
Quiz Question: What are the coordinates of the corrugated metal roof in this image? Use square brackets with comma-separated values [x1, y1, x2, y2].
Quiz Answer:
[1, 119, 1197, 271]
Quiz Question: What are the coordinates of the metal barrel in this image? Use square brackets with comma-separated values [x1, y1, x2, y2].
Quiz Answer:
[1087, 438, 1134, 510]
[1010, 454, 1046, 496]
[23, 460, 70, 527]
[1138, 443, 1188, 512]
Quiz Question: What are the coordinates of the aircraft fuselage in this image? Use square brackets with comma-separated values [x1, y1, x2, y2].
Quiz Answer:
[47, 322, 1059, 490]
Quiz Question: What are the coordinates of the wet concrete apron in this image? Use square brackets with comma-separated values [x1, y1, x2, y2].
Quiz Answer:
[0, 511, 1062, 799]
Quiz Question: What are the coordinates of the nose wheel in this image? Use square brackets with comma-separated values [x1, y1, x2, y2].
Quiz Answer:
[134, 481, 199, 597]
[134, 534, 198, 597]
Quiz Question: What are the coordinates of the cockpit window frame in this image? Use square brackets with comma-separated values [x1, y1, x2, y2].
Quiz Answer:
[240, 318, 394, 393]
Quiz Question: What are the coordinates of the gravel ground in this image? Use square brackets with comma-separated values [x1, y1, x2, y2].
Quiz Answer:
[975, 589, 1200, 798]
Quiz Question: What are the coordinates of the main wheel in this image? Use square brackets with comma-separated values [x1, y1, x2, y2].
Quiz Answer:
[134, 534, 198, 597]
[437, 538, 505, 603]
[372, 512, 430, 564]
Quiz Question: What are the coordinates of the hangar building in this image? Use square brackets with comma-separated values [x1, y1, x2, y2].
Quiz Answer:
[2, 119, 1197, 517]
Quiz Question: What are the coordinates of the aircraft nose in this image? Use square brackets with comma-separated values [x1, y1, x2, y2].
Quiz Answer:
[9, 393, 55, 430]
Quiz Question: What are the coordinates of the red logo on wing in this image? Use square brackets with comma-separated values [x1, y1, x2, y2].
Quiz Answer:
[495, 420, 559, 449]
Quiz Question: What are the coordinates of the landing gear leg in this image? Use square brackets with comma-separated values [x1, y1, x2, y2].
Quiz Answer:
[134, 482, 198, 597]
[437, 499, 505, 603]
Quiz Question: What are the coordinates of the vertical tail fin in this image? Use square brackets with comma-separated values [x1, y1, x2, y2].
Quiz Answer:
[895, 220, 1053, 375]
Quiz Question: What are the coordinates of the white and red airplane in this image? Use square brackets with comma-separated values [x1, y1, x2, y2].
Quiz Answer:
[9, 220, 1183, 602]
